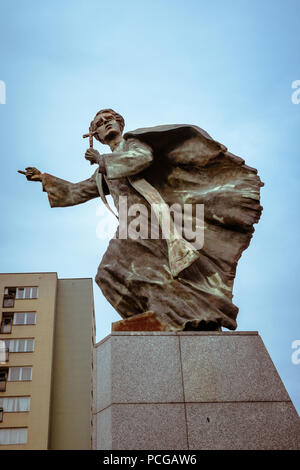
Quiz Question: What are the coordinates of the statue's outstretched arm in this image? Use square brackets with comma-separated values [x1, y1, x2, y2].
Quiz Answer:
[18, 167, 105, 208]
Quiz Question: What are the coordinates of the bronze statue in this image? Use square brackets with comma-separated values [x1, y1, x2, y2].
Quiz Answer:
[19, 109, 263, 331]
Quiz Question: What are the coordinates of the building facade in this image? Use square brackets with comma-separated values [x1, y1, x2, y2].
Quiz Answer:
[0, 273, 95, 449]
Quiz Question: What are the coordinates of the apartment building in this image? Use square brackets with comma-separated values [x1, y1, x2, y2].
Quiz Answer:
[0, 272, 95, 449]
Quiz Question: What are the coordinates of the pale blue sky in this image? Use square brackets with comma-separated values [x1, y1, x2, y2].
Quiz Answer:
[0, 0, 299, 413]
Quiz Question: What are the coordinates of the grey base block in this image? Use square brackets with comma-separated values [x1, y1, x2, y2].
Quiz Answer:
[96, 404, 188, 450]
[187, 402, 300, 450]
[93, 331, 300, 450]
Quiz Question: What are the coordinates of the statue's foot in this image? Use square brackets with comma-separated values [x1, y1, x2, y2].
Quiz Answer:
[183, 320, 222, 332]
[112, 311, 172, 332]
[112, 313, 222, 332]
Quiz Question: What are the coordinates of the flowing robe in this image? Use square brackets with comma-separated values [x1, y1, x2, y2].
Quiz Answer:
[41, 124, 263, 331]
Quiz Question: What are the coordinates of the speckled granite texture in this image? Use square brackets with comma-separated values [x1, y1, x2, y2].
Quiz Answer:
[93, 332, 300, 450]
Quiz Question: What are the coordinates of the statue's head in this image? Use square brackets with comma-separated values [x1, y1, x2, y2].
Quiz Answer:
[91, 108, 125, 144]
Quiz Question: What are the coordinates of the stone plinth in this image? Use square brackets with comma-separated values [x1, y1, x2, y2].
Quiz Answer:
[93, 331, 300, 450]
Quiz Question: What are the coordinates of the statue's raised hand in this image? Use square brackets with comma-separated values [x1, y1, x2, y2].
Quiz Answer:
[85, 148, 100, 165]
[18, 167, 42, 182]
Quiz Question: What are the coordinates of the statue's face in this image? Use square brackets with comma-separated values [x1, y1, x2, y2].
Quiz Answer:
[94, 111, 121, 143]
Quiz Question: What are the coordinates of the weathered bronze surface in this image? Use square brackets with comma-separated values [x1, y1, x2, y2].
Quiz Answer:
[19, 109, 263, 331]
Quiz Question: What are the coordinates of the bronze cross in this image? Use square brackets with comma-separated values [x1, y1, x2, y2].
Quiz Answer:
[82, 124, 95, 148]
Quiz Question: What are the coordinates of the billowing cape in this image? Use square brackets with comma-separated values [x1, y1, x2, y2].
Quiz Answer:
[121, 124, 263, 328]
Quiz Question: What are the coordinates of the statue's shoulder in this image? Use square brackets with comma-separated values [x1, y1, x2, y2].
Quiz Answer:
[124, 124, 225, 155]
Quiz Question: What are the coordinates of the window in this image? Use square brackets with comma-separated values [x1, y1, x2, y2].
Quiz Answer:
[3, 339, 34, 353]
[0, 312, 36, 334]
[2, 288, 16, 308]
[0, 397, 30, 412]
[0, 340, 9, 363]
[0, 313, 13, 333]
[13, 312, 36, 325]
[15, 287, 38, 300]
[0, 408, 3, 423]
[8, 367, 32, 381]
[3, 286, 38, 307]
[0, 428, 28, 445]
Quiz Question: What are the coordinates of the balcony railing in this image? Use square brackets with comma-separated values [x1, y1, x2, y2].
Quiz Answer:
[0, 347, 9, 364]
[0, 321, 12, 334]
[2, 296, 15, 308]
[0, 380, 6, 392]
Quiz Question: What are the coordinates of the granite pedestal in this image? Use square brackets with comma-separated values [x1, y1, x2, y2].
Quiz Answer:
[93, 331, 300, 450]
